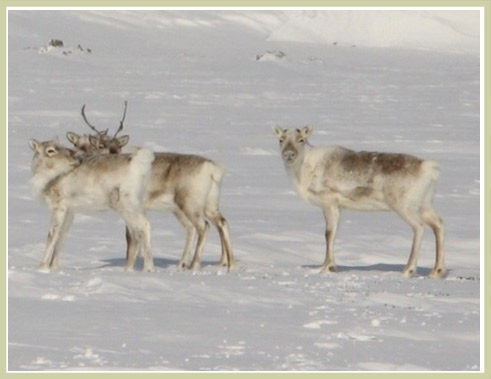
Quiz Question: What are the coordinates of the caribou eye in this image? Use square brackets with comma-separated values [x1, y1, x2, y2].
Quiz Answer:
[298, 138, 304, 143]
[279, 139, 284, 144]
[46, 147, 57, 156]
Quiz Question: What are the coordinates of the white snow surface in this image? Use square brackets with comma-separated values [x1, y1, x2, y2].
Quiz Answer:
[7, 10, 481, 372]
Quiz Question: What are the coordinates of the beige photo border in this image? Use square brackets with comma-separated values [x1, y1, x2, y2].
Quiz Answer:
[1, 0, 489, 377]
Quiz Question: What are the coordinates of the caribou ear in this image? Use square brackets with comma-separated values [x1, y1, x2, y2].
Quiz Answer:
[272, 125, 284, 138]
[301, 125, 313, 139]
[117, 135, 130, 148]
[28, 139, 41, 152]
[89, 135, 100, 148]
[66, 132, 80, 145]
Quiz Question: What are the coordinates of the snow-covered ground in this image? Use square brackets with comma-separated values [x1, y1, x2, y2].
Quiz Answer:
[7, 9, 482, 371]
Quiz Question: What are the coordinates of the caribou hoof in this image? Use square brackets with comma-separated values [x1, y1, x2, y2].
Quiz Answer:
[429, 267, 446, 279]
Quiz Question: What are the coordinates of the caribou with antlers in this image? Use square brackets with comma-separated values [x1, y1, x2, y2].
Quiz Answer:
[67, 101, 130, 155]
[67, 102, 236, 271]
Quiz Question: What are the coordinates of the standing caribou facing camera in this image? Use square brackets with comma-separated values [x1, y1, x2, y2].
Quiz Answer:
[29, 137, 155, 271]
[67, 103, 236, 271]
[272, 125, 445, 278]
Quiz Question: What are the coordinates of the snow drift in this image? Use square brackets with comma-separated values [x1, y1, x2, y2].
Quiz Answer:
[267, 10, 480, 54]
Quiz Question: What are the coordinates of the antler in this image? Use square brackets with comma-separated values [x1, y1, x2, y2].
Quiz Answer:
[113, 101, 128, 138]
[80, 104, 108, 136]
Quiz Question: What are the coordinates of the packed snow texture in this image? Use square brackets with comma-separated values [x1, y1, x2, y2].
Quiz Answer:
[7, 10, 481, 371]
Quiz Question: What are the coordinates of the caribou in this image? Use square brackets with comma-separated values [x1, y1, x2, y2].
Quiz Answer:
[28, 137, 155, 271]
[67, 102, 236, 271]
[272, 125, 445, 278]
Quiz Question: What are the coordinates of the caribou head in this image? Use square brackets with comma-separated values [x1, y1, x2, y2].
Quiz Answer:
[69, 101, 130, 154]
